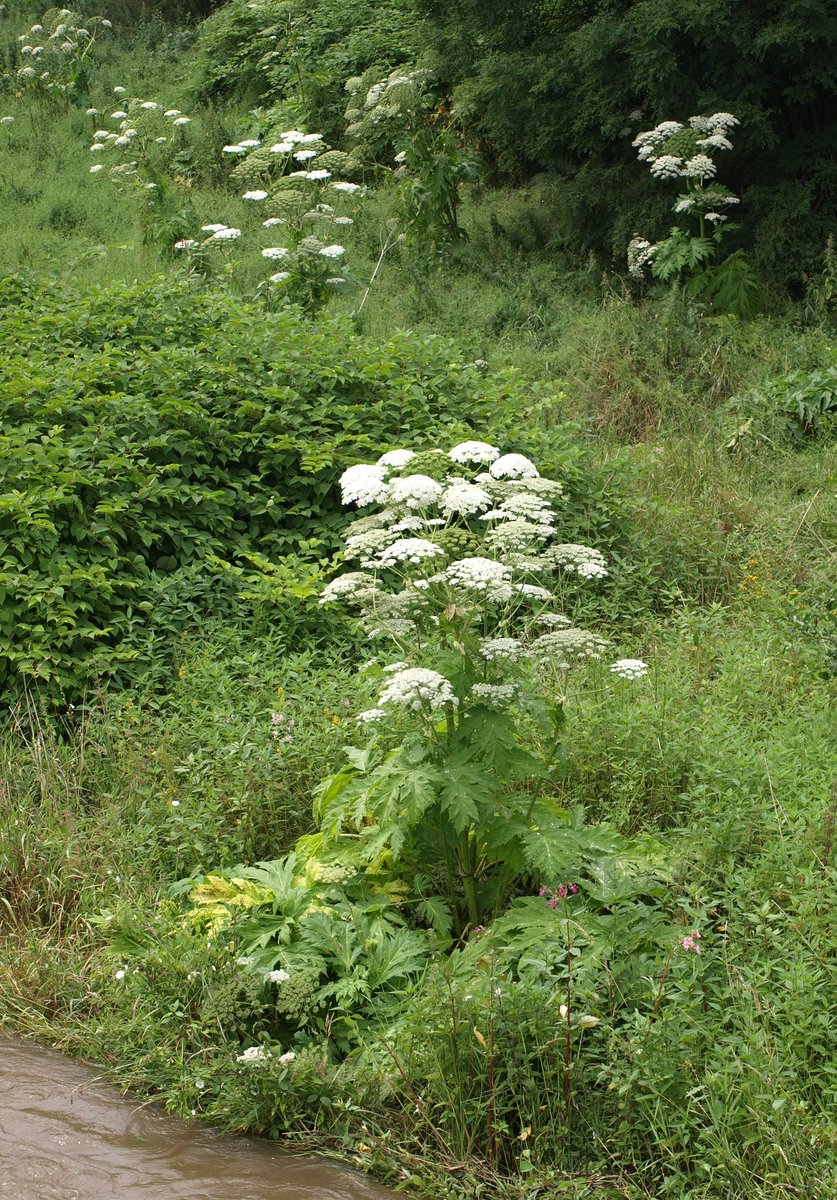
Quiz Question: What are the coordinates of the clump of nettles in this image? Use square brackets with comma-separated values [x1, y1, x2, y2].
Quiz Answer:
[321, 441, 646, 724]
[12, 8, 112, 102]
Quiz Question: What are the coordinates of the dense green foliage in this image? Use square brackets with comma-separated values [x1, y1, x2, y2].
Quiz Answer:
[0, 275, 492, 699]
[1, 4, 836, 1199]
[418, 0, 837, 285]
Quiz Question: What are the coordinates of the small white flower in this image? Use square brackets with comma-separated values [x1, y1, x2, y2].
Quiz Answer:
[89, 163, 104, 173]
[239, 138, 260, 148]
[155, 136, 167, 144]
[609, 658, 649, 679]
[243, 189, 269, 200]
[90, 143, 105, 152]
[164, 109, 181, 117]
[683, 154, 716, 179]
[444, 557, 512, 598]
[278, 1051, 296, 1066]
[140, 101, 159, 109]
[299, 133, 324, 144]
[267, 968, 290, 984]
[113, 86, 127, 95]
[331, 181, 361, 193]
[270, 141, 295, 154]
[470, 683, 516, 708]
[115, 969, 126, 980]
[262, 217, 286, 227]
[85, 108, 98, 115]
[30, 23, 44, 32]
[576, 561, 608, 579]
[306, 169, 331, 181]
[173, 116, 191, 127]
[222, 144, 246, 154]
[333, 216, 353, 225]
[114, 135, 130, 146]
[294, 148, 318, 161]
[280, 130, 306, 142]
[111, 110, 127, 119]
[262, 246, 289, 259]
[478, 637, 523, 662]
[319, 244, 345, 258]
[211, 227, 242, 240]
[269, 271, 291, 283]
[201, 223, 227, 232]
[236, 955, 255, 966]
[649, 154, 685, 180]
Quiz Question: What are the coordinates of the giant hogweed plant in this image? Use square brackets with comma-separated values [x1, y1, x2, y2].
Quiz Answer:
[627, 113, 758, 318]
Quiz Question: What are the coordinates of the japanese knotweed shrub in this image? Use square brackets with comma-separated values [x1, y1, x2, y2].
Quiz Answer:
[0, 274, 503, 700]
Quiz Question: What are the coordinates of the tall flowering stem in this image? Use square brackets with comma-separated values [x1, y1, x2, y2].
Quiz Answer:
[315, 443, 642, 937]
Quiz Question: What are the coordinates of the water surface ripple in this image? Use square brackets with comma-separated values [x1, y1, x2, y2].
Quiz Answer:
[0, 1036, 395, 1200]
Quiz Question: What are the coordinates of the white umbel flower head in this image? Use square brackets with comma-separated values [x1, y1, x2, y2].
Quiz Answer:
[439, 482, 492, 517]
[609, 658, 649, 679]
[448, 440, 500, 465]
[378, 667, 456, 711]
[443, 557, 512, 597]
[236, 1046, 271, 1065]
[489, 453, 539, 480]
[377, 448, 416, 470]
[376, 538, 445, 566]
[243, 189, 269, 200]
[340, 463, 388, 507]
[319, 571, 378, 605]
[478, 637, 523, 662]
[388, 473, 443, 509]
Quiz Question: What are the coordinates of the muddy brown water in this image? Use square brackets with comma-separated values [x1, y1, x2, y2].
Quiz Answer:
[0, 1036, 398, 1200]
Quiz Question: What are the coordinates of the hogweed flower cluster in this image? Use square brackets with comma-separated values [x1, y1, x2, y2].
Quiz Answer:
[628, 112, 742, 279]
[321, 442, 643, 722]
[12, 8, 112, 102]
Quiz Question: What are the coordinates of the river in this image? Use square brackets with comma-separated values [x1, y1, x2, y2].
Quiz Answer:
[0, 1036, 397, 1200]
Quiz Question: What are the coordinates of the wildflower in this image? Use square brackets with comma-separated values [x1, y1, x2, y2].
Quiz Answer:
[294, 149, 318, 161]
[140, 101, 159, 109]
[704, 212, 726, 224]
[262, 217, 285, 227]
[333, 216, 353, 225]
[280, 129, 306, 141]
[357, 707, 385, 723]
[278, 1051, 296, 1066]
[683, 154, 716, 180]
[377, 448, 416, 470]
[89, 163, 103, 173]
[262, 247, 289, 259]
[270, 141, 295, 154]
[576, 560, 608, 579]
[164, 109, 181, 117]
[627, 236, 656, 277]
[649, 155, 685, 180]
[299, 133, 324, 144]
[174, 239, 199, 251]
[236, 1046, 271, 1065]
[90, 143, 105, 152]
[470, 682, 516, 708]
[550, 544, 607, 575]
[448, 439, 500, 465]
[267, 968, 290, 984]
[269, 271, 290, 283]
[111, 110, 127, 119]
[243, 189, 269, 201]
[306, 169, 331, 181]
[489, 453, 539, 480]
[85, 108, 98, 115]
[679, 930, 702, 954]
[113, 86, 126, 95]
[115, 968, 126, 979]
[236, 955, 255, 966]
[376, 537, 445, 566]
[378, 667, 457, 711]
[222, 144, 246, 154]
[114, 136, 130, 146]
[478, 636, 523, 661]
[388, 473, 443, 509]
[340, 463, 389, 507]
[101, 19, 112, 27]
[210, 227, 242, 240]
[439, 481, 492, 517]
[239, 138, 260, 148]
[443, 557, 512, 598]
[530, 628, 608, 667]
[173, 116, 191, 127]
[318, 244, 345, 258]
[331, 181, 361, 193]
[609, 658, 649, 679]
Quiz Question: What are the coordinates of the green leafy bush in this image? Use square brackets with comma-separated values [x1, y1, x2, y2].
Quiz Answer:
[0, 274, 500, 700]
[726, 362, 837, 447]
[193, 0, 422, 138]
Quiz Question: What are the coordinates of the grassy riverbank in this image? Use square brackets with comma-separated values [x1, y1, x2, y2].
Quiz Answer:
[1, 4, 837, 1198]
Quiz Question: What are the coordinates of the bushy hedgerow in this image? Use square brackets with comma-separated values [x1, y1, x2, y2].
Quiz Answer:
[0, 274, 494, 700]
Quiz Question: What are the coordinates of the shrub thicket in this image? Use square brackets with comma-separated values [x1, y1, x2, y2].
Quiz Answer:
[0, 274, 492, 700]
